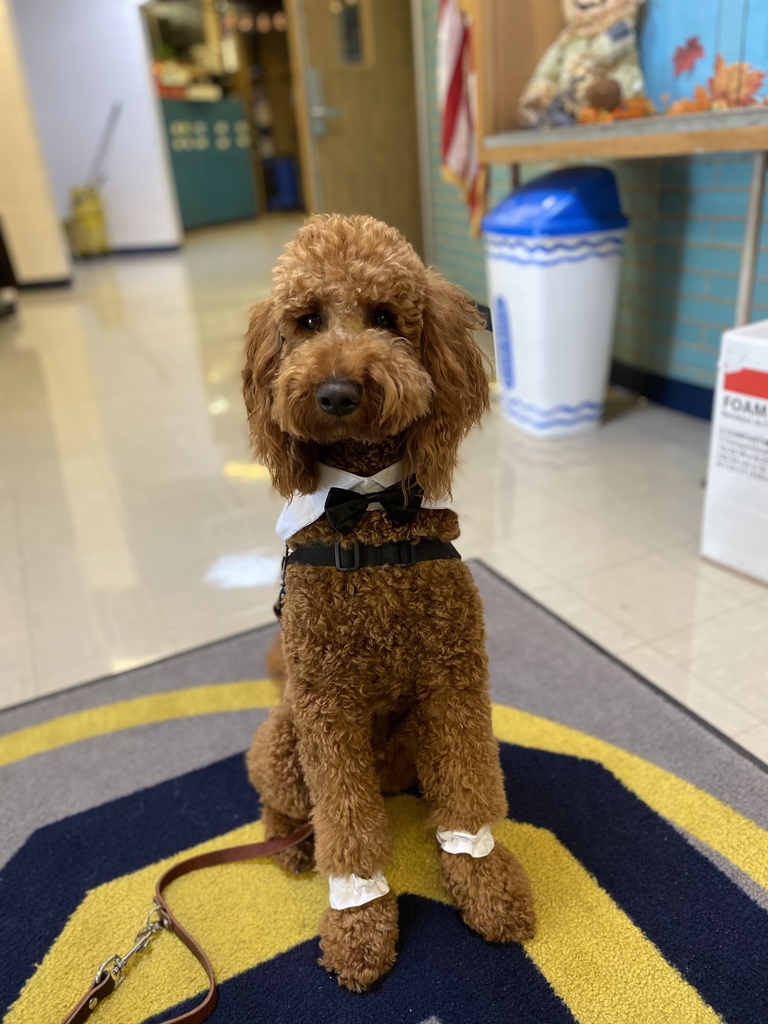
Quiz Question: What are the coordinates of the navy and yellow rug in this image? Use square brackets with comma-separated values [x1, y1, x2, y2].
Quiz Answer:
[2, 563, 767, 1024]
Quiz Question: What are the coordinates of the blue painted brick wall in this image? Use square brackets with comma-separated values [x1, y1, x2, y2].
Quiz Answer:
[612, 154, 766, 390]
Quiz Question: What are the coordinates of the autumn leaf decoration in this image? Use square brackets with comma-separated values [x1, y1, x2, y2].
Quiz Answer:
[674, 36, 704, 77]
[666, 85, 712, 115]
[709, 55, 765, 107]
[667, 55, 766, 114]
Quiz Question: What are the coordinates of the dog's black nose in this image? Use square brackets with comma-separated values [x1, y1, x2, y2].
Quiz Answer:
[316, 378, 362, 417]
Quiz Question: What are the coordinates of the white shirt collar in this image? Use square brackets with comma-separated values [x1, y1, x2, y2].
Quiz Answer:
[275, 461, 449, 543]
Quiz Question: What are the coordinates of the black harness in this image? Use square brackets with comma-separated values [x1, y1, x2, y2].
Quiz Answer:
[273, 480, 460, 618]
[285, 537, 460, 572]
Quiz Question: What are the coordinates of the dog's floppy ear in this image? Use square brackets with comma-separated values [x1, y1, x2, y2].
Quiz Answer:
[404, 272, 489, 500]
[242, 298, 318, 498]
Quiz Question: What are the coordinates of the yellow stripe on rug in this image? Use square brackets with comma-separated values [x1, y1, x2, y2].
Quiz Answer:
[492, 704, 768, 893]
[0, 680, 281, 768]
[8, 796, 720, 1024]
[2, 685, 766, 892]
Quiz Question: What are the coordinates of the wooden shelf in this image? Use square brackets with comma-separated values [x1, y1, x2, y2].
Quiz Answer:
[471, 0, 768, 166]
[481, 107, 768, 165]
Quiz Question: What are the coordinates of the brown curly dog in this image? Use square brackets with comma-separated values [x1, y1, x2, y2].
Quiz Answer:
[242, 214, 535, 992]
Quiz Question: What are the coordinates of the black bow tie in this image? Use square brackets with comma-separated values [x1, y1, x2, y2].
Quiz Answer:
[324, 480, 424, 534]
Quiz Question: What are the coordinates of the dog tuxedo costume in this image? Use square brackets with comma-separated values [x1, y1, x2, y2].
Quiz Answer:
[275, 461, 450, 541]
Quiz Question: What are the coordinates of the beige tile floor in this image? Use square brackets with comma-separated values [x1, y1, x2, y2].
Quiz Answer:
[1, 216, 766, 763]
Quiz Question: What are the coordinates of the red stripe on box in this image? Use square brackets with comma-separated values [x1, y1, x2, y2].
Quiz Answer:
[724, 368, 768, 400]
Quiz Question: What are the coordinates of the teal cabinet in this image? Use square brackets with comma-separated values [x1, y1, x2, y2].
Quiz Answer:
[162, 98, 257, 230]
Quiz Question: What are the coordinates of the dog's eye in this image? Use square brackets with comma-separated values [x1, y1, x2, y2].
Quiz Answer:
[299, 313, 323, 331]
[371, 309, 395, 331]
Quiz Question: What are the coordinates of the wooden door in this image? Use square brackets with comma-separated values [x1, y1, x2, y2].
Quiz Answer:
[286, 0, 423, 254]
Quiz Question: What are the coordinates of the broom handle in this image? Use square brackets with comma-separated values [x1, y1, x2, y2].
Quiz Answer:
[85, 102, 122, 189]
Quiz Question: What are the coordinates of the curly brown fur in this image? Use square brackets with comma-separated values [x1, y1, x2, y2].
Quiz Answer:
[319, 891, 399, 992]
[290, 508, 460, 548]
[246, 703, 312, 822]
[373, 711, 420, 795]
[242, 214, 488, 500]
[260, 641, 419, 800]
[265, 634, 287, 683]
[247, 706, 315, 872]
[320, 436, 407, 476]
[261, 804, 316, 874]
[440, 844, 536, 942]
[243, 214, 534, 991]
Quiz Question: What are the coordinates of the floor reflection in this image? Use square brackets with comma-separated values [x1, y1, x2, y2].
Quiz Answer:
[0, 214, 302, 703]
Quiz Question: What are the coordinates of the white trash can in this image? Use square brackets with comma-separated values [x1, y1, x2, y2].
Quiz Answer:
[482, 167, 629, 438]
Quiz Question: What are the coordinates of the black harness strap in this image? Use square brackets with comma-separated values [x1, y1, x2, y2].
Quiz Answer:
[285, 538, 460, 573]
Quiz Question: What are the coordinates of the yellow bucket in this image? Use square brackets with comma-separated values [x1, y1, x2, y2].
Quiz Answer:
[66, 186, 110, 257]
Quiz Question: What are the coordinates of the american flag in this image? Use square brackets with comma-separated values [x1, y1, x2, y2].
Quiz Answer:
[437, 0, 487, 235]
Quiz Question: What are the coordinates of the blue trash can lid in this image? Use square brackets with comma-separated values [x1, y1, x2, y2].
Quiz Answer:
[481, 166, 629, 237]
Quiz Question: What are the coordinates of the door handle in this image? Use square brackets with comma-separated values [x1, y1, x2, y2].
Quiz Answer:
[306, 68, 339, 137]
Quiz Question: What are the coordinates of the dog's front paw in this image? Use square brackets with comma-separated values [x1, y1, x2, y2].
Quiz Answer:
[318, 890, 398, 991]
[440, 842, 536, 943]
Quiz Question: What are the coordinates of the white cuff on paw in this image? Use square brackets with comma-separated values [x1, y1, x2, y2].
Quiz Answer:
[436, 824, 495, 858]
[328, 871, 390, 910]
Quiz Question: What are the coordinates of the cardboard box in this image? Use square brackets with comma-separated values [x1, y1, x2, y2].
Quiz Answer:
[701, 320, 768, 584]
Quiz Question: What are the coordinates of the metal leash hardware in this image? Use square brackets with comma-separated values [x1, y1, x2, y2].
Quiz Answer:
[59, 903, 169, 1024]
[273, 543, 289, 619]
[94, 903, 168, 991]
[59, 822, 315, 1024]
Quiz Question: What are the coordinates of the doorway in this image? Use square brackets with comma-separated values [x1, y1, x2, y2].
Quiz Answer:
[286, 0, 424, 253]
[142, 0, 305, 230]
[140, 0, 424, 252]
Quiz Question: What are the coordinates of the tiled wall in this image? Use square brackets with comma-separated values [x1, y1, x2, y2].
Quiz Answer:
[0, 0, 70, 284]
[418, 1, 766, 403]
[613, 155, 763, 391]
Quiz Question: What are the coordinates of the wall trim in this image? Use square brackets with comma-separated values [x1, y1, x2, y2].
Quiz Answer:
[17, 277, 72, 290]
[108, 245, 181, 256]
[610, 360, 714, 420]
[71, 245, 182, 260]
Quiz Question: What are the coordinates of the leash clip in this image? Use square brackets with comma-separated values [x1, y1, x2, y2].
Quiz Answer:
[93, 954, 123, 990]
[61, 827, 313, 1024]
[274, 544, 289, 619]
[93, 903, 167, 988]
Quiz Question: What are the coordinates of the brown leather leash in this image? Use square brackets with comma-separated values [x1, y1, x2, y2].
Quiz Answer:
[59, 823, 315, 1024]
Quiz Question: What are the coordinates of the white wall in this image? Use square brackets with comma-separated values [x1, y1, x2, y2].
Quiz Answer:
[0, 0, 70, 284]
[11, 0, 182, 251]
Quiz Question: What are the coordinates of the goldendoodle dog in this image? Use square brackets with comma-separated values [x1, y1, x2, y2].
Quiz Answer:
[242, 213, 535, 992]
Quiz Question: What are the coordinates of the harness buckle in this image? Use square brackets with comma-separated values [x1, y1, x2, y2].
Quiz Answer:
[395, 540, 416, 566]
[334, 540, 361, 572]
